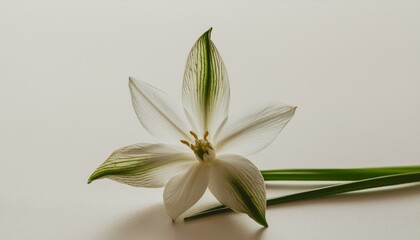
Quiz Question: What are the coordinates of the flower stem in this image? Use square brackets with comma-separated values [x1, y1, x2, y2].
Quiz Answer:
[261, 166, 420, 181]
[184, 172, 420, 221]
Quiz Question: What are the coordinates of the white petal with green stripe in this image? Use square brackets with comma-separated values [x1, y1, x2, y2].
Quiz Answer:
[182, 28, 230, 136]
[88, 144, 195, 188]
[208, 154, 267, 227]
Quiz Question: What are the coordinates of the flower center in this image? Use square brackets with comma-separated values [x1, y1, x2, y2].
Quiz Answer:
[180, 131, 215, 162]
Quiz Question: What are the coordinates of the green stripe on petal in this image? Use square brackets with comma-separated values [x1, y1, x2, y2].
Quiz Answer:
[182, 28, 230, 135]
[229, 178, 268, 227]
[88, 144, 195, 188]
[208, 154, 267, 227]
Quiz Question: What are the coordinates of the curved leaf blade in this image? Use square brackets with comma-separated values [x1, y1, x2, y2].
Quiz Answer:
[184, 172, 420, 221]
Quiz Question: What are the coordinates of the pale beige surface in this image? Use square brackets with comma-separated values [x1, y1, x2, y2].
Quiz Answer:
[1, 0, 420, 239]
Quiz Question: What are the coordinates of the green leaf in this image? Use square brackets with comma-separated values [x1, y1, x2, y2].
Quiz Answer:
[184, 172, 420, 221]
[261, 166, 420, 181]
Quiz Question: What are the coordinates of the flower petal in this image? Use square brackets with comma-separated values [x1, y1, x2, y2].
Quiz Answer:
[129, 77, 192, 142]
[163, 163, 210, 220]
[88, 143, 195, 188]
[182, 28, 230, 136]
[208, 155, 267, 227]
[213, 102, 296, 155]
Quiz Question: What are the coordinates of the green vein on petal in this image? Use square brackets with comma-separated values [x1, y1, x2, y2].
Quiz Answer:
[202, 28, 212, 127]
[88, 159, 140, 184]
[208, 155, 267, 227]
[88, 144, 195, 188]
[184, 172, 420, 221]
[182, 28, 230, 135]
[230, 178, 268, 227]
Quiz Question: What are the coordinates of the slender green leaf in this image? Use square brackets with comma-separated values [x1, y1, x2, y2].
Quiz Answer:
[261, 166, 420, 181]
[184, 172, 420, 221]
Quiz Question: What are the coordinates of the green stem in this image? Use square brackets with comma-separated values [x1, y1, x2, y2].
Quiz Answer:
[184, 172, 420, 221]
[261, 166, 420, 181]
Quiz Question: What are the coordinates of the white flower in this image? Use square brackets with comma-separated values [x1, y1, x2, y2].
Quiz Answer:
[88, 28, 296, 227]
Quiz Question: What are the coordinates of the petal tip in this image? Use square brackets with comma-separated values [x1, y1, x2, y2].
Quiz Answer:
[128, 76, 137, 87]
[165, 207, 181, 221]
[207, 27, 213, 35]
[258, 216, 269, 228]
[247, 205, 268, 227]
[200, 27, 213, 40]
[249, 210, 268, 227]
[87, 171, 100, 184]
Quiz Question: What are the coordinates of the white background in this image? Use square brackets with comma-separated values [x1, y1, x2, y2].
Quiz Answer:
[1, 0, 420, 239]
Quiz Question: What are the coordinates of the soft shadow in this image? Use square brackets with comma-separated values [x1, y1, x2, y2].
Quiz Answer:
[103, 204, 266, 240]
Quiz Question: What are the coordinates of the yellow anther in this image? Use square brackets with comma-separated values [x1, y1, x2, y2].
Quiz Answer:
[190, 131, 198, 140]
[180, 140, 191, 147]
[204, 131, 209, 141]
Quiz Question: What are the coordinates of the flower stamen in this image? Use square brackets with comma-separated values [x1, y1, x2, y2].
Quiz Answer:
[203, 131, 209, 141]
[180, 139, 191, 147]
[180, 131, 215, 162]
[190, 131, 198, 140]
